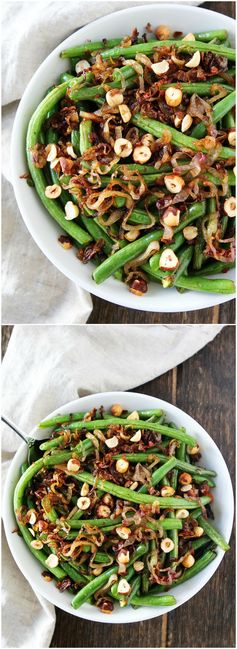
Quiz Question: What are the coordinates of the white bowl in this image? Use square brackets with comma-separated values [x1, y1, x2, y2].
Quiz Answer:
[11, 4, 235, 313]
[3, 391, 234, 624]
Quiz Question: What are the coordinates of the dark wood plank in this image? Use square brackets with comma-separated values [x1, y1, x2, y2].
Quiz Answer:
[88, 297, 235, 324]
[51, 368, 175, 648]
[1, 326, 14, 359]
[167, 326, 235, 648]
[201, 1, 235, 18]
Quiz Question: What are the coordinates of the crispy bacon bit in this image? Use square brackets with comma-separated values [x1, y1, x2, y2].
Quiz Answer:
[30, 144, 48, 168]
[77, 238, 105, 263]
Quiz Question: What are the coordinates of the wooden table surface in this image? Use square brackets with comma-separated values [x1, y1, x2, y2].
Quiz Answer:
[2, 324, 235, 647]
[88, 0, 236, 325]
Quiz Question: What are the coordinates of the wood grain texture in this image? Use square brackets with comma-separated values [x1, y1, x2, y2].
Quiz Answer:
[50, 326, 235, 648]
[1, 325, 14, 359]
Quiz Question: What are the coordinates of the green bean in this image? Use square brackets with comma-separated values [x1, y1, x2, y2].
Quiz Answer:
[175, 275, 235, 294]
[39, 411, 87, 428]
[191, 536, 210, 551]
[174, 246, 194, 285]
[114, 451, 216, 477]
[146, 519, 182, 531]
[193, 216, 205, 270]
[68, 516, 122, 529]
[60, 38, 123, 58]
[101, 40, 235, 61]
[127, 575, 141, 606]
[20, 462, 28, 475]
[224, 110, 235, 128]
[132, 113, 234, 160]
[72, 471, 211, 509]
[194, 30, 228, 41]
[142, 569, 150, 594]
[151, 550, 216, 593]
[193, 261, 235, 276]
[161, 82, 233, 95]
[131, 594, 176, 607]
[79, 120, 92, 155]
[176, 442, 186, 462]
[54, 417, 197, 446]
[60, 561, 88, 584]
[80, 214, 113, 256]
[68, 75, 136, 102]
[196, 515, 230, 551]
[26, 82, 92, 246]
[192, 475, 216, 487]
[174, 202, 206, 233]
[60, 72, 75, 83]
[191, 90, 236, 138]
[93, 552, 113, 564]
[138, 457, 177, 493]
[71, 129, 81, 155]
[71, 542, 148, 608]
[92, 230, 164, 284]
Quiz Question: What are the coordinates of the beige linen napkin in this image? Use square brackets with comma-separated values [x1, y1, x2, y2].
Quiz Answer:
[2, 0, 201, 324]
[2, 324, 221, 648]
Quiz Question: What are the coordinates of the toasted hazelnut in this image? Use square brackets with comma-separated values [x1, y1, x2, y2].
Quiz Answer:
[105, 436, 119, 449]
[46, 143, 58, 162]
[180, 484, 192, 492]
[174, 115, 182, 128]
[127, 410, 139, 420]
[65, 201, 79, 220]
[151, 60, 169, 76]
[159, 249, 179, 271]
[116, 526, 131, 540]
[77, 496, 90, 510]
[28, 510, 37, 525]
[117, 578, 131, 595]
[141, 133, 155, 147]
[187, 444, 200, 455]
[164, 174, 185, 193]
[179, 472, 192, 485]
[163, 207, 180, 227]
[183, 226, 198, 241]
[106, 89, 124, 107]
[119, 104, 132, 123]
[81, 482, 89, 496]
[228, 130, 236, 147]
[66, 144, 77, 159]
[67, 458, 80, 472]
[42, 571, 53, 582]
[111, 403, 123, 417]
[194, 526, 204, 537]
[133, 145, 152, 164]
[155, 25, 170, 40]
[58, 235, 73, 250]
[182, 32, 196, 41]
[114, 138, 133, 158]
[182, 554, 195, 568]
[133, 560, 144, 572]
[160, 538, 175, 553]
[117, 549, 130, 565]
[130, 481, 138, 490]
[116, 459, 129, 473]
[185, 51, 201, 68]
[161, 486, 175, 497]
[75, 59, 90, 74]
[176, 509, 189, 519]
[165, 87, 182, 107]
[130, 429, 141, 442]
[31, 540, 43, 549]
[181, 114, 193, 133]
[45, 554, 59, 568]
[224, 196, 236, 218]
[45, 184, 62, 199]
[50, 158, 60, 169]
[125, 230, 140, 241]
[97, 505, 111, 518]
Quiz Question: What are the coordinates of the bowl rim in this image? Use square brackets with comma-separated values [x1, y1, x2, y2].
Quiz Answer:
[2, 390, 234, 624]
[10, 3, 236, 314]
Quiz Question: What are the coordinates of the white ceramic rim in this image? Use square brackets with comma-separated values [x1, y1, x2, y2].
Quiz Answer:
[3, 391, 234, 623]
[10, 4, 236, 313]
